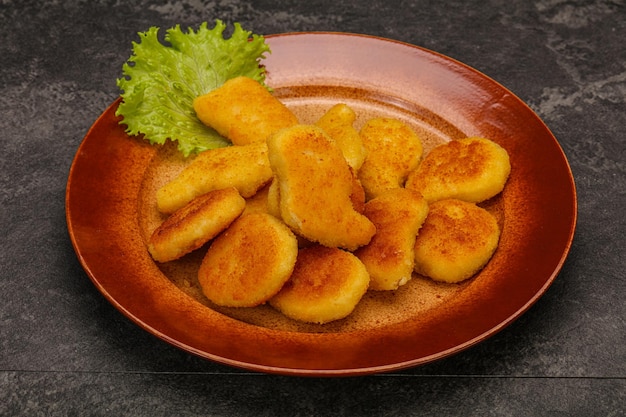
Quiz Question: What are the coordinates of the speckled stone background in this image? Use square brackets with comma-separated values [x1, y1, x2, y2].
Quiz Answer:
[1, 0, 624, 416]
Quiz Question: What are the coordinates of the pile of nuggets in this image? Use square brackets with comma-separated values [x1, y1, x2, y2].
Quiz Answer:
[147, 76, 511, 324]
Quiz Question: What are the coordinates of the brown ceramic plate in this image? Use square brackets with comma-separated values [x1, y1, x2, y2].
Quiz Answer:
[66, 33, 577, 376]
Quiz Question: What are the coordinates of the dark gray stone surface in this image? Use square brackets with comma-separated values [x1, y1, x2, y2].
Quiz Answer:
[1, 0, 624, 415]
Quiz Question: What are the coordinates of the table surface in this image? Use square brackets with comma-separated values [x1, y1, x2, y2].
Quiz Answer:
[2, 1, 624, 416]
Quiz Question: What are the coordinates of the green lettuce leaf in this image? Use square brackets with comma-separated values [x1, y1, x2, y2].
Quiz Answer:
[115, 20, 271, 157]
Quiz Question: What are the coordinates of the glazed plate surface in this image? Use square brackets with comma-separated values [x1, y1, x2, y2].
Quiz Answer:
[66, 33, 577, 376]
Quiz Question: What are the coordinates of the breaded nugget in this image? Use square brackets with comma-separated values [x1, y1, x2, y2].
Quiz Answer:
[413, 199, 500, 283]
[193, 76, 299, 146]
[358, 118, 423, 199]
[269, 168, 365, 220]
[242, 182, 271, 215]
[198, 213, 298, 307]
[266, 178, 281, 219]
[315, 103, 367, 171]
[263, 179, 313, 248]
[148, 187, 245, 263]
[267, 125, 376, 251]
[245, 181, 314, 246]
[157, 142, 273, 214]
[355, 188, 429, 291]
[405, 137, 511, 203]
[269, 245, 370, 324]
[349, 168, 366, 214]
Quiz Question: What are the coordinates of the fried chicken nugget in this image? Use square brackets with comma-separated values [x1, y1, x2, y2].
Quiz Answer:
[242, 182, 272, 215]
[315, 103, 367, 171]
[413, 199, 501, 283]
[148, 187, 245, 263]
[270, 172, 364, 215]
[267, 125, 376, 251]
[198, 213, 298, 307]
[358, 118, 423, 200]
[266, 178, 281, 219]
[349, 168, 366, 214]
[269, 245, 370, 324]
[193, 76, 299, 146]
[156, 142, 273, 214]
[405, 137, 511, 203]
[268, 168, 365, 219]
[355, 188, 429, 291]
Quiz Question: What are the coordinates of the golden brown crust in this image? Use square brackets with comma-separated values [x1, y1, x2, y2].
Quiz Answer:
[405, 137, 511, 203]
[156, 142, 273, 214]
[413, 199, 500, 283]
[355, 188, 429, 290]
[267, 125, 376, 251]
[198, 213, 298, 307]
[349, 168, 366, 214]
[315, 103, 367, 171]
[148, 187, 245, 263]
[242, 182, 272, 216]
[358, 118, 423, 199]
[193, 76, 299, 146]
[269, 245, 370, 324]
[265, 177, 281, 219]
